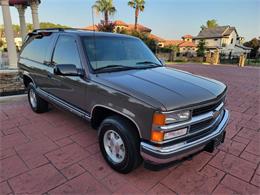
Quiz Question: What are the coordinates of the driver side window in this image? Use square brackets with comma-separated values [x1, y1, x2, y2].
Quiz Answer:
[52, 36, 82, 69]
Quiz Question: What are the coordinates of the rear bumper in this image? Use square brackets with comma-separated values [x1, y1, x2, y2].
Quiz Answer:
[140, 109, 229, 165]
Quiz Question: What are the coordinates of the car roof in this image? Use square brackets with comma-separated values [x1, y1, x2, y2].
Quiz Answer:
[63, 30, 136, 39]
[26, 28, 138, 43]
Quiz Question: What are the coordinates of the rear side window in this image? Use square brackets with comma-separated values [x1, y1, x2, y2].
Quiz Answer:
[20, 34, 54, 63]
[52, 36, 82, 69]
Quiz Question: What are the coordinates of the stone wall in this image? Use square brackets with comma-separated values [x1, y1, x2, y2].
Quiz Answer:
[0, 70, 25, 96]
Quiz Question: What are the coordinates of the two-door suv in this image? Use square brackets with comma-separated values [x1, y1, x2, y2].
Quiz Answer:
[18, 28, 229, 173]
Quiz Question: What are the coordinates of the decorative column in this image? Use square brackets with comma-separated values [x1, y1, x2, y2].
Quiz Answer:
[1, 0, 17, 68]
[30, 0, 40, 29]
[16, 5, 27, 41]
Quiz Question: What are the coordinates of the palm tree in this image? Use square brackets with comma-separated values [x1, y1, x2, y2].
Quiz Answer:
[201, 19, 218, 30]
[128, 0, 145, 30]
[92, 0, 116, 25]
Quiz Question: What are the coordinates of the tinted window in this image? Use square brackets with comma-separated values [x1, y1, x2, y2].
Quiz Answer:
[52, 36, 82, 68]
[20, 34, 54, 63]
[83, 36, 160, 70]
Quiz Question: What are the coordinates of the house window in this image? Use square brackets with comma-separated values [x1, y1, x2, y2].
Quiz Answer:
[214, 39, 218, 41]
[231, 38, 234, 44]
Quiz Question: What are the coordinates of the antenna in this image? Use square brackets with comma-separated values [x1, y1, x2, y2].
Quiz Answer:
[91, 6, 98, 75]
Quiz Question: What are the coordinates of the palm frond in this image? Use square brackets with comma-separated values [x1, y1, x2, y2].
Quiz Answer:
[128, 1, 136, 8]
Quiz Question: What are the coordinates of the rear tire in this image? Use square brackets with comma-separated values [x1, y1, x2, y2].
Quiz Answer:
[28, 83, 48, 113]
[98, 115, 142, 173]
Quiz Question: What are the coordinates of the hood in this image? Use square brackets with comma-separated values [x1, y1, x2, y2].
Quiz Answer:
[94, 67, 227, 111]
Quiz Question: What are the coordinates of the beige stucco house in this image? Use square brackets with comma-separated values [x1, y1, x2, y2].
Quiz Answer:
[193, 26, 251, 56]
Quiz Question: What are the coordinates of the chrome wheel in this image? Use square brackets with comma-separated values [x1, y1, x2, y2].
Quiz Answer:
[29, 89, 37, 108]
[103, 130, 125, 163]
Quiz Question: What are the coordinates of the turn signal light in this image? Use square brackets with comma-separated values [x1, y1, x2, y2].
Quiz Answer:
[151, 130, 164, 142]
[153, 113, 166, 126]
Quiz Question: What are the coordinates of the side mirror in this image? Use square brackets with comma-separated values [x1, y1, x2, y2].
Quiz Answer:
[54, 64, 84, 76]
[159, 58, 166, 66]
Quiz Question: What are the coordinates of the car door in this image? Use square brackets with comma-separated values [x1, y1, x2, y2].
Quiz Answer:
[44, 34, 87, 110]
[19, 33, 57, 88]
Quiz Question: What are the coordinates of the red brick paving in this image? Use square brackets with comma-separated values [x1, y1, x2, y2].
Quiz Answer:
[0, 64, 259, 194]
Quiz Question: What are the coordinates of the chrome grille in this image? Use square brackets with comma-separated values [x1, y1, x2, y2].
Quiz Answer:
[192, 98, 224, 116]
[189, 109, 224, 134]
[155, 100, 225, 145]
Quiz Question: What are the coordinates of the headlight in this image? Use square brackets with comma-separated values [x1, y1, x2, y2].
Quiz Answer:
[164, 127, 188, 140]
[151, 128, 188, 142]
[153, 110, 191, 126]
[165, 110, 191, 124]
[151, 110, 191, 142]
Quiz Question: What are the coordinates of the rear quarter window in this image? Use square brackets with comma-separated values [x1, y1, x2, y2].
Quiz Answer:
[20, 34, 55, 63]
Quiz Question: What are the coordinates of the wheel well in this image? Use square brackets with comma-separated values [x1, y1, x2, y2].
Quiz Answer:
[23, 75, 33, 88]
[91, 106, 140, 138]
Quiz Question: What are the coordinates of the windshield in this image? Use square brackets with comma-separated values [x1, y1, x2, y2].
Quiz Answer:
[82, 36, 162, 72]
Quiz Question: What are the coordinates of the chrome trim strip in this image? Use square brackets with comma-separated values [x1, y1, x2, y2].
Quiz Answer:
[188, 110, 224, 136]
[215, 102, 224, 111]
[91, 104, 142, 138]
[141, 109, 228, 160]
[141, 146, 204, 164]
[21, 72, 36, 85]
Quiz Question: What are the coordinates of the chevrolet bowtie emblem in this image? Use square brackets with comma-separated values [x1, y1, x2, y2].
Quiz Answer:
[213, 110, 220, 118]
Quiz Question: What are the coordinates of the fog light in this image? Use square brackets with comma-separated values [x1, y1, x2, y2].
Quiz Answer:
[164, 128, 188, 140]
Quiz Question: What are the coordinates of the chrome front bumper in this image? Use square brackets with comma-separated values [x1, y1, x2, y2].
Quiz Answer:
[140, 109, 229, 165]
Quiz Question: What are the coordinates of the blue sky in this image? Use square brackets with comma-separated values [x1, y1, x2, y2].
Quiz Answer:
[1, 0, 260, 41]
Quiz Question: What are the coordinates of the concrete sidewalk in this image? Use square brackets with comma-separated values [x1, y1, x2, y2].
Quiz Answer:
[0, 64, 259, 194]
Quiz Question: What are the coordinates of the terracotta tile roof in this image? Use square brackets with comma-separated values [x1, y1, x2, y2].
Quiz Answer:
[164, 40, 183, 47]
[148, 34, 165, 42]
[81, 25, 98, 31]
[9, 0, 29, 6]
[163, 39, 196, 48]
[182, 34, 193, 38]
[114, 20, 128, 27]
[128, 24, 152, 32]
[178, 41, 196, 47]
[82, 20, 151, 33]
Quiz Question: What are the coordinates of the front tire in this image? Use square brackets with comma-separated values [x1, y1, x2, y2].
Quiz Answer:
[98, 116, 142, 173]
[28, 83, 48, 113]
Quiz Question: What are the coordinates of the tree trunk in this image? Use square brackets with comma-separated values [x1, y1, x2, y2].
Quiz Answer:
[134, 8, 139, 30]
[104, 11, 109, 25]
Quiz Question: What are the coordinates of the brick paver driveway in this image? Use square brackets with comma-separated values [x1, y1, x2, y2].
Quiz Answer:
[1, 64, 259, 194]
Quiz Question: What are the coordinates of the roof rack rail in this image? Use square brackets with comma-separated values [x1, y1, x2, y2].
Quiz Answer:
[24, 28, 86, 43]
[32, 28, 83, 33]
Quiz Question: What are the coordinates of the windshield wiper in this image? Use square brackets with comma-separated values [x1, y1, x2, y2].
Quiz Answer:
[94, 65, 137, 73]
[136, 61, 162, 67]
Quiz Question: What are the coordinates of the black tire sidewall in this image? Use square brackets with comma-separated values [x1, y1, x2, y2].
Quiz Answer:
[27, 83, 48, 113]
[28, 83, 38, 112]
[99, 116, 141, 173]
